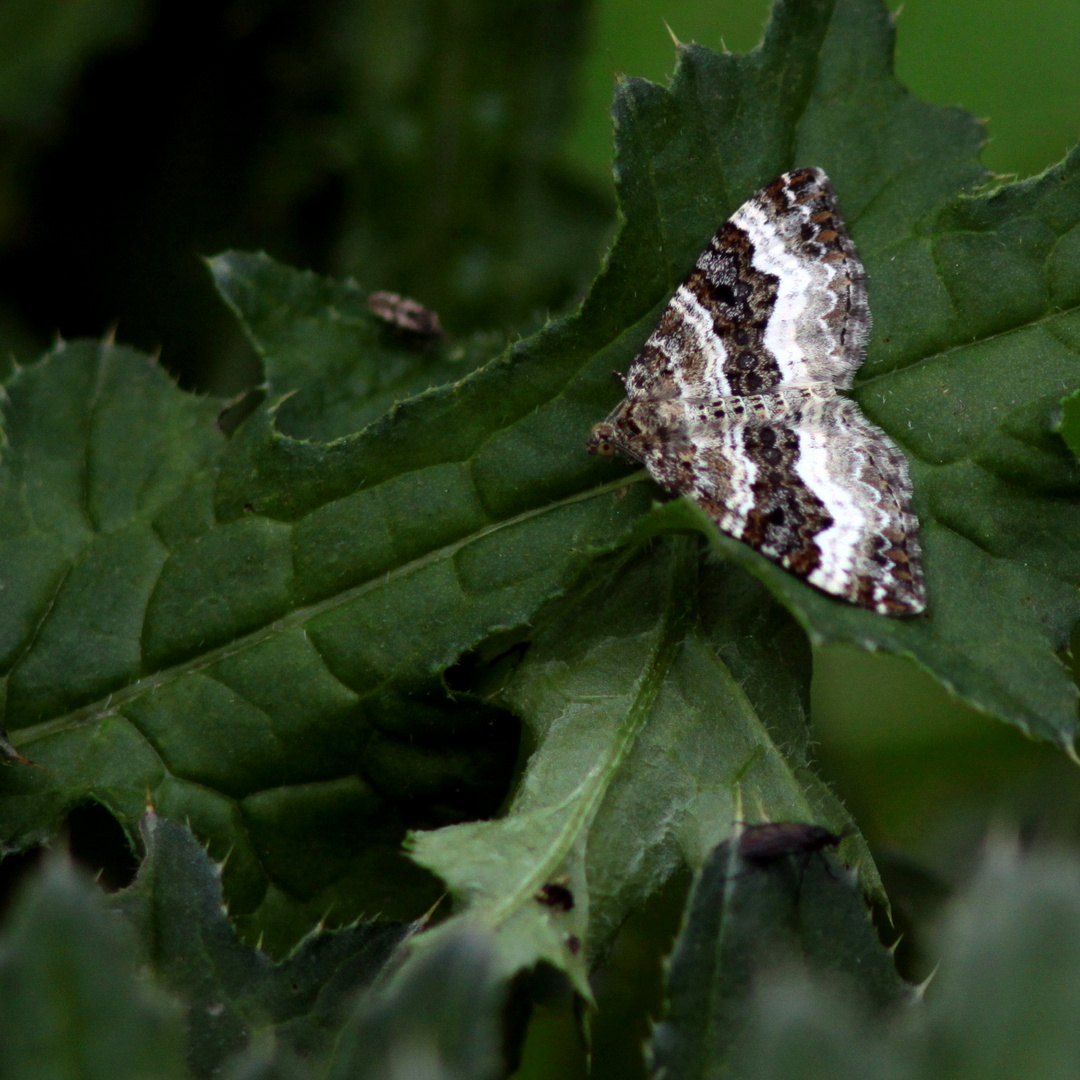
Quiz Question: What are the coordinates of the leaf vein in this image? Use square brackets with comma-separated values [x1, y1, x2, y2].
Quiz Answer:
[9, 474, 638, 749]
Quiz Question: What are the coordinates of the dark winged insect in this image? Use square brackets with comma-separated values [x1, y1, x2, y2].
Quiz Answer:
[737, 821, 847, 865]
[736, 822, 852, 894]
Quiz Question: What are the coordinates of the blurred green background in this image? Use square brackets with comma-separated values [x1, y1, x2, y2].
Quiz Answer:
[0, 2, 1078, 1077]
[570, 0, 1080, 185]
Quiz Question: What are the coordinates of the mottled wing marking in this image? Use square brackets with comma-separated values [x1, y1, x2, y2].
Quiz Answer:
[733, 169, 868, 388]
[625, 222, 783, 401]
[588, 167, 925, 616]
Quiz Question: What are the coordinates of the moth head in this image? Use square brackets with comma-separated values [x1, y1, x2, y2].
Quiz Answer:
[586, 422, 618, 456]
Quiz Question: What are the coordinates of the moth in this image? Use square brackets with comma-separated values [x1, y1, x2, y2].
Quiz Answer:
[587, 168, 925, 615]
[367, 290, 444, 337]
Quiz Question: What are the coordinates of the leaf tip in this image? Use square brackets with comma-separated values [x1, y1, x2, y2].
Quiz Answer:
[1064, 740, 1080, 767]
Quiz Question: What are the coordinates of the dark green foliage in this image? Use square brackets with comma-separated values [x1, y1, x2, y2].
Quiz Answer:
[3, 329, 612, 951]
[0, 853, 188, 1080]
[0, 0, 148, 129]
[0, 0, 611, 385]
[210, 251, 509, 442]
[114, 814, 411, 1078]
[9, 813, 1080, 1080]
[326, 924, 509, 1080]
[0, 0, 151, 300]
[0, 817, 500, 1080]
[733, 842, 1080, 1080]
[320, 0, 612, 331]
[650, 835, 908, 1079]
[586, 0, 1080, 750]
[1, 0, 1080, 1077]
[410, 537, 874, 995]
[1058, 387, 1080, 463]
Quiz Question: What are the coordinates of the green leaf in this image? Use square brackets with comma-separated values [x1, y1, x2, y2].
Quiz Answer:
[403, 0, 1080, 987]
[409, 537, 875, 992]
[4, 0, 1080, 967]
[581, 0, 1080, 749]
[649, 834, 908, 1080]
[1057, 386, 1080, 462]
[734, 842, 1080, 1080]
[113, 813, 410, 1080]
[209, 251, 506, 443]
[325, 922, 508, 1080]
[209, 0, 1080, 751]
[0, 853, 188, 1080]
[915, 841, 1080, 1080]
[0, 336, 645, 951]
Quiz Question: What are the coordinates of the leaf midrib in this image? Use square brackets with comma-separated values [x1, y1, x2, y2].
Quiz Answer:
[421, 537, 700, 932]
[10, 470, 651, 750]
[856, 288, 1080, 392]
[488, 567, 690, 927]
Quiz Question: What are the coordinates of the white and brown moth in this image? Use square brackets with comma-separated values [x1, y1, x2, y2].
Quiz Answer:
[588, 167, 925, 615]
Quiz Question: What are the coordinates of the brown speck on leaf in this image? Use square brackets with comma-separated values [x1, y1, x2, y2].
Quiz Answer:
[536, 881, 574, 911]
[367, 290, 444, 336]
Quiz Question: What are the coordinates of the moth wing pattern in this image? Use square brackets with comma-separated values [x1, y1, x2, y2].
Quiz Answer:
[785, 396, 923, 614]
[622, 166, 868, 404]
[623, 390, 924, 614]
[589, 167, 926, 616]
[727, 167, 869, 389]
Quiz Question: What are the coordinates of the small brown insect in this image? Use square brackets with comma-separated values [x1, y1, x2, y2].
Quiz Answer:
[367, 290, 444, 337]
[737, 822, 849, 865]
